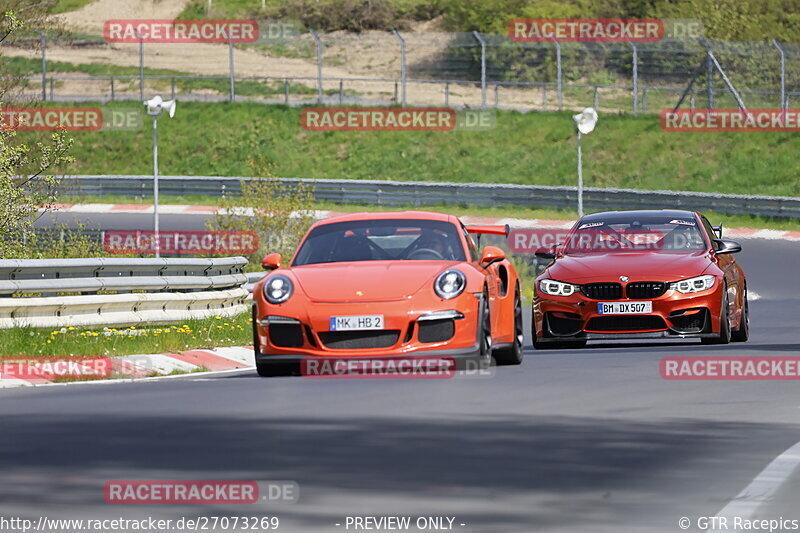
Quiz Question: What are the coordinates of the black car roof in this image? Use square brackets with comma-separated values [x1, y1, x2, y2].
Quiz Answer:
[580, 209, 698, 222]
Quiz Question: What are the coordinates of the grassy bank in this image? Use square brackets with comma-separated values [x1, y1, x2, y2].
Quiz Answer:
[0, 314, 252, 357]
[33, 101, 799, 196]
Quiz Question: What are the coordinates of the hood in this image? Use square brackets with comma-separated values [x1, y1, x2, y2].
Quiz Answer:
[290, 261, 457, 302]
[545, 251, 712, 283]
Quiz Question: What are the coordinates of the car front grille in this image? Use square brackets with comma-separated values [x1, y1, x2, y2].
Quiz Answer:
[585, 315, 667, 332]
[581, 283, 622, 300]
[626, 282, 668, 299]
[318, 330, 400, 350]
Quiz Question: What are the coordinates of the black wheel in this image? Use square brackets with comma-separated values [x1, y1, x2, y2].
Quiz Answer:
[531, 307, 587, 350]
[479, 288, 492, 362]
[731, 285, 749, 343]
[702, 288, 732, 345]
[252, 306, 295, 377]
[493, 285, 524, 366]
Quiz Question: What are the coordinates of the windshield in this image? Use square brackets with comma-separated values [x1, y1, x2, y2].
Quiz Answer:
[292, 219, 466, 266]
[562, 215, 708, 255]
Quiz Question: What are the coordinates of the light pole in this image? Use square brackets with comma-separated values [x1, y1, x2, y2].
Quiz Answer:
[572, 107, 598, 218]
[144, 95, 177, 258]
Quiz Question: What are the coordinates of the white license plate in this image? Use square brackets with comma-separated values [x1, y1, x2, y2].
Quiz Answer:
[597, 301, 653, 315]
[329, 315, 384, 331]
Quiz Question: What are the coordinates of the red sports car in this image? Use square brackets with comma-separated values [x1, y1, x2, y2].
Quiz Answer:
[533, 209, 748, 348]
[252, 211, 524, 376]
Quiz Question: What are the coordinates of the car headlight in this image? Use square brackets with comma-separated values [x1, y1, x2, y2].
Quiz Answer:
[434, 269, 466, 299]
[539, 279, 580, 297]
[670, 274, 715, 294]
[264, 275, 293, 304]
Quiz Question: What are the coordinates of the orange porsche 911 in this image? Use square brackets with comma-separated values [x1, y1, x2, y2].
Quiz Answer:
[252, 211, 523, 376]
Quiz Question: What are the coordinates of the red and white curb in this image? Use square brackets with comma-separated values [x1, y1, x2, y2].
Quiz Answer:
[0, 346, 255, 389]
[51, 204, 800, 241]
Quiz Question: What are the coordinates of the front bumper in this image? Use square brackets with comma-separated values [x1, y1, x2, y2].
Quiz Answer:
[533, 283, 724, 340]
[254, 291, 483, 362]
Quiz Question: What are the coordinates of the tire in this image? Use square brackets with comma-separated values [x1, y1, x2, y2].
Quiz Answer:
[478, 288, 492, 363]
[702, 288, 732, 345]
[252, 306, 295, 377]
[493, 285, 524, 366]
[531, 307, 587, 350]
[731, 285, 749, 343]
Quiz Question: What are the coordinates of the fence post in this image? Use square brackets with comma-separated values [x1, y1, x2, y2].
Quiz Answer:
[690, 90, 695, 110]
[225, 29, 235, 102]
[135, 28, 144, 101]
[392, 30, 407, 107]
[543, 85, 547, 111]
[642, 88, 648, 113]
[773, 40, 786, 110]
[552, 37, 562, 110]
[444, 82, 449, 106]
[628, 41, 638, 114]
[339, 79, 343, 104]
[310, 30, 323, 103]
[110, 76, 115, 101]
[171, 77, 175, 99]
[36, 30, 46, 102]
[706, 52, 714, 109]
[473, 31, 487, 108]
[593, 86, 599, 109]
[494, 84, 499, 107]
[49, 78, 54, 101]
[284, 80, 289, 104]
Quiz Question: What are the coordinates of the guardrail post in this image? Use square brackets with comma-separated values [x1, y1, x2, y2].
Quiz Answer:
[135, 28, 144, 101]
[310, 30, 323, 103]
[392, 30, 407, 107]
[552, 37, 562, 110]
[628, 40, 638, 114]
[473, 31, 487, 109]
[36, 30, 46, 102]
[773, 40, 786, 110]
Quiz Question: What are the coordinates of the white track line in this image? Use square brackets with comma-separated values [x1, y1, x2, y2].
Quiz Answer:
[0, 367, 255, 390]
[715, 441, 800, 523]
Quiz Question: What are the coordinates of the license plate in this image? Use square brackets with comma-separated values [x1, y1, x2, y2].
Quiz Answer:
[597, 301, 653, 315]
[330, 315, 384, 331]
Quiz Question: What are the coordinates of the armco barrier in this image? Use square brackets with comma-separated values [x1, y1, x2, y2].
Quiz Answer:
[57, 175, 800, 219]
[0, 257, 250, 329]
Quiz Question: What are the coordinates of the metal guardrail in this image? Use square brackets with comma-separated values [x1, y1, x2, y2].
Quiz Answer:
[0, 257, 251, 329]
[59, 175, 800, 219]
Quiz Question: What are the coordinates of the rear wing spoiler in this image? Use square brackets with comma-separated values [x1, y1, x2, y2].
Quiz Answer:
[465, 224, 510, 237]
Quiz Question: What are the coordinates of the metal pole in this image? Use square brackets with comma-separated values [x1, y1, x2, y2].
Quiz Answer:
[226, 29, 235, 101]
[136, 28, 144, 101]
[36, 30, 46, 102]
[111, 76, 115, 101]
[444, 83, 449, 106]
[339, 79, 343, 104]
[171, 77, 175, 100]
[473, 31, 487, 108]
[773, 40, 786, 110]
[706, 52, 713, 109]
[310, 30, 323, 103]
[392, 30, 406, 107]
[494, 85, 499, 107]
[629, 41, 638, 114]
[576, 131, 583, 218]
[284, 80, 289, 104]
[707, 50, 748, 112]
[593, 86, 598, 109]
[152, 114, 160, 258]
[552, 37, 562, 110]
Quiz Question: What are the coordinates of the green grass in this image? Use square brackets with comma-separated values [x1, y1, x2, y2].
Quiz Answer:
[0, 314, 252, 357]
[48, 0, 95, 14]
[26, 101, 800, 197]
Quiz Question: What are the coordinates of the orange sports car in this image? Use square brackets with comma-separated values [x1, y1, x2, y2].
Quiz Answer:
[252, 211, 523, 376]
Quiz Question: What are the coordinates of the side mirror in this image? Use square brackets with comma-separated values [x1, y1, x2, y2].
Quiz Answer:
[535, 246, 557, 260]
[714, 239, 741, 255]
[261, 252, 282, 270]
[712, 224, 723, 239]
[480, 245, 505, 267]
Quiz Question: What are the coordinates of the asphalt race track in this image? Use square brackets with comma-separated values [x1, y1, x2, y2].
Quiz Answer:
[4, 215, 799, 532]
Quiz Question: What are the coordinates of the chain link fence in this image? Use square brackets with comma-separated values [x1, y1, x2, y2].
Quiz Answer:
[5, 29, 800, 113]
